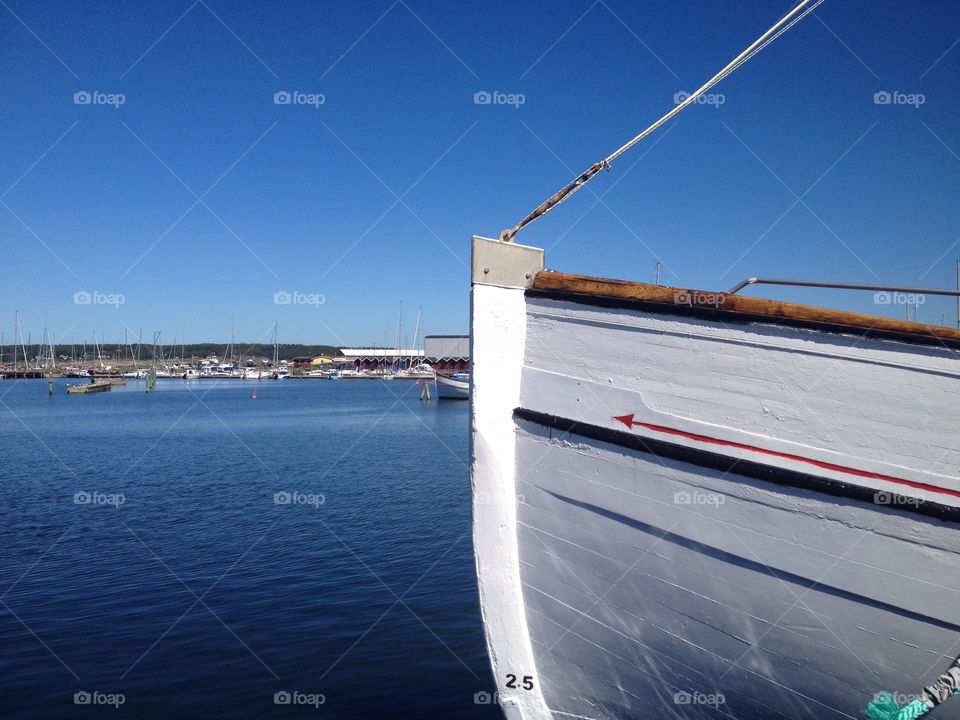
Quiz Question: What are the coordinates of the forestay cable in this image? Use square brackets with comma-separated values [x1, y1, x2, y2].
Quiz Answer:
[499, 0, 827, 243]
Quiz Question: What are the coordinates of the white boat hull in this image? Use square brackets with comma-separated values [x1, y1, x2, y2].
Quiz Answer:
[514, 416, 960, 719]
[436, 375, 469, 400]
[470, 237, 960, 720]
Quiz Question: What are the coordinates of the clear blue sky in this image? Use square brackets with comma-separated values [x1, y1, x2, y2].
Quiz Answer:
[2, 0, 959, 348]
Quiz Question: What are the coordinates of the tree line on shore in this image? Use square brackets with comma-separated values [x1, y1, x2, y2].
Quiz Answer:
[1, 343, 342, 365]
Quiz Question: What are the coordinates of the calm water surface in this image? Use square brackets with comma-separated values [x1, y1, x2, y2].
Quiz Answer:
[0, 378, 499, 718]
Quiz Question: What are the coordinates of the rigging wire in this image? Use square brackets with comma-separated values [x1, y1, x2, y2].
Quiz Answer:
[500, 0, 828, 243]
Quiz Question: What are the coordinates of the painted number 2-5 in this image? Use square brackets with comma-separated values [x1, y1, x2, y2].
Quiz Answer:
[505, 674, 534, 691]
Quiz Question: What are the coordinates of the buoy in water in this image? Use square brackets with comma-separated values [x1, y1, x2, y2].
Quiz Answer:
[252, 388, 257, 400]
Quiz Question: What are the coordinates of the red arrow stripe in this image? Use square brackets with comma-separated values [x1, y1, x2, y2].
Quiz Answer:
[616, 416, 960, 501]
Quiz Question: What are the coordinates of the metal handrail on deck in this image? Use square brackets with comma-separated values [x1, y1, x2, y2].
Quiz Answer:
[727, 277, 960, 297]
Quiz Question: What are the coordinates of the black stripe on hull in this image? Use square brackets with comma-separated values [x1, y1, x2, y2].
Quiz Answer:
[525, 288, 960, 352]
[513, 407, 960, 524]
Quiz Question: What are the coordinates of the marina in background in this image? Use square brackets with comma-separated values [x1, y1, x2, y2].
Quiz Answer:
[0, 315, 470, 384]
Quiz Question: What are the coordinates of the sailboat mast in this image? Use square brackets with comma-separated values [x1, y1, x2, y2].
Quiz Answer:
[15, 311, 26, 372]
[272, 321, 279, 366]
[394, 302, 403, 371]
[412, 306, 423, 368]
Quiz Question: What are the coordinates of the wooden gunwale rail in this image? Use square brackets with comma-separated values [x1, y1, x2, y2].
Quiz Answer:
[530, 272, 960, 349]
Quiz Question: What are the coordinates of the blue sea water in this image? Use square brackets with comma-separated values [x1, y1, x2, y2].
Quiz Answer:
[0, 379, 500, 719]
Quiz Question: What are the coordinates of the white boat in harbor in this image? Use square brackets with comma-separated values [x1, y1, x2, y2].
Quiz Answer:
[337, 369, 370, 379]
[397, 362, 437, 380]
[470, 3, 960, 720]
[436, 372, 468, 400]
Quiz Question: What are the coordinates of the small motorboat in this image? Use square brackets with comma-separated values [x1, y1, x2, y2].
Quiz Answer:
[66, 380, 112, 394]
[435, 372, 468, 400]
